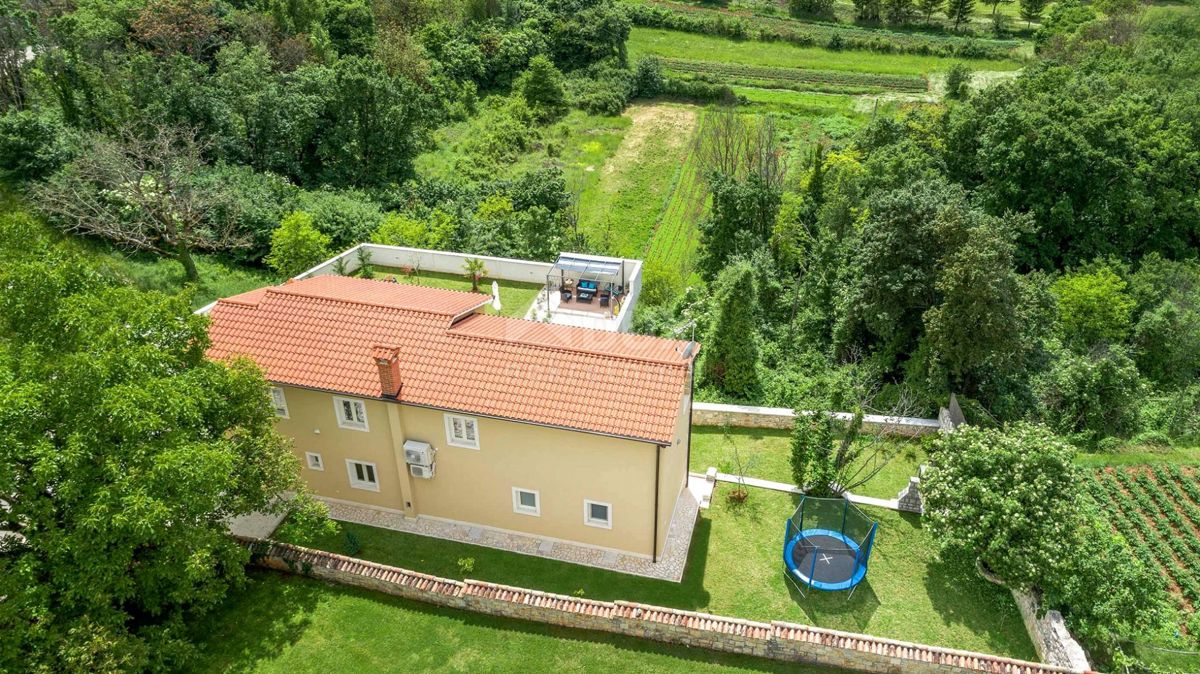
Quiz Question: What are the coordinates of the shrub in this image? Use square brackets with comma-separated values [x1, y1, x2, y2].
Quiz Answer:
[294, 188, 385, 248]
[342, 530, 362, 556]
[265, 211, 332, 278]
[0, 110, 72, 181]
[633, 56, 665, 97]
[790, 0, 836, 16]
[1038, 346, 1142, 443]
[944, 62, 973, 100]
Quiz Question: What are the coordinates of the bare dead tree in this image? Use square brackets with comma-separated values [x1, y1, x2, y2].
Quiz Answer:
[831, 380, 926, 495]
[33, 124, 246, 282]
[692, 107, 789, 188]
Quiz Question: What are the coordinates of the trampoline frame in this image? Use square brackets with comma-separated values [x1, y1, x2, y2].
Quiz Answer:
[782, 496, 878, 598]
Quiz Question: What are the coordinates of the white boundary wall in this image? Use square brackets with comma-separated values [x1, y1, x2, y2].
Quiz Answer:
[691, 402, 941, 436]
[292, 244, 643, 333]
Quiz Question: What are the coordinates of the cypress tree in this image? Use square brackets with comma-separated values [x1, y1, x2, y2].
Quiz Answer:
[700, 262, 760, 398]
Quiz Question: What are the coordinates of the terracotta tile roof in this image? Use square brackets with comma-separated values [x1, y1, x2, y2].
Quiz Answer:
[207, 276, 697, 444]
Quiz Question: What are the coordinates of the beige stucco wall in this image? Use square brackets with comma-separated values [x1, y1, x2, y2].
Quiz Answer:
[273, 385, 404, 512]
[654, 380, 692, 555]
[272, 383, 688, 557]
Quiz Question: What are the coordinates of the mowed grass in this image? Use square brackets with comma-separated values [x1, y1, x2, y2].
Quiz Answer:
[278, 486, 1034, 659]
[372, 267, 543, 319]
[576, 103, 699, 258]
[187, 571, 848, 674]
[628, 27, 1022, 76]
[644, 143, 707, 285]
[690, 426, 927, 500]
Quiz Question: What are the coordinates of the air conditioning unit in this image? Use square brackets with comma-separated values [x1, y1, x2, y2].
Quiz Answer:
[410, 463, 436, 479]
[403, 440, 434, 466]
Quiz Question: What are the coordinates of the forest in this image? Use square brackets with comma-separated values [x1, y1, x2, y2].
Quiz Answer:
[2, 0, 1200, 671]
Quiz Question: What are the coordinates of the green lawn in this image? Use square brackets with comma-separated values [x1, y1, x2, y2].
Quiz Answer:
[629, 27, 1022, 76]
[278, 485, 1034, 660]
[187, 571, 848, 673]
[690, 426, 927, 500]
[372, 267, 543, 319]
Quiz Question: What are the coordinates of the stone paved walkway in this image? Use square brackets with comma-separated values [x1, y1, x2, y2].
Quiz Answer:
[227, 510, 287, 538]
[713, 472, 903, 511]
[319, 475, 708, 582]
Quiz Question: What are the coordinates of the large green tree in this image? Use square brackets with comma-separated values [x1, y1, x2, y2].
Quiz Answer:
[924, 423, 1080, 589]
[0, 231, 329, 672]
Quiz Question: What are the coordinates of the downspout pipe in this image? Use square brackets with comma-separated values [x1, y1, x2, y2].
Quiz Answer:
[653, 444, 662, 563]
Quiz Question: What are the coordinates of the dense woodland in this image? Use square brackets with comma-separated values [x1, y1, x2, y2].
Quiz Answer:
[2, 0, 1200, 671]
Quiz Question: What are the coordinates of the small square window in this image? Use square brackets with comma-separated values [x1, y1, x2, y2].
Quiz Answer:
[512, 487, 540, 516]
[346, 460, 379, 491]
[584, 500, 611, 529]
[333, 396, 369, 431]
[270, 387, 289, 418]
[305, 452, 324, 471]
[445, 414, 480, 449]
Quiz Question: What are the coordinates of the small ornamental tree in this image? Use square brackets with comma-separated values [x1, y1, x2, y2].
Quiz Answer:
[464, 257, 488, 292]
[790, 410, 839, 495]
[265, 211, 331, 278]
[924, 423, 1079, 590]
[700, 261, 760, 398]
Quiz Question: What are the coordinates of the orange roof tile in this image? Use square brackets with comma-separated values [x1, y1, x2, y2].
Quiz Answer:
[206, 276, 697, 444]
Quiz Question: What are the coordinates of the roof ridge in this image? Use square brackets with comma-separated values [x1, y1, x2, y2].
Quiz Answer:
[447, 324, 695, 368]
[264, 282, 489, 317]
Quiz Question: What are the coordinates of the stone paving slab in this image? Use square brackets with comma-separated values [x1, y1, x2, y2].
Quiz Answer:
[713, 471, 903, 512]
[227, 510, 287, 538]
[318, 480, 704, 582]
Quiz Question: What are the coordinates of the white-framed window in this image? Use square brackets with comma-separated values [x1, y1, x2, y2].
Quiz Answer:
[346, 460, 379, 491]
[444, 413, 479, 449]
[305, 452, 324, 471]
[333, 396, 369, 432]
[512, 487, 540, 516]
[583, 500, 612, 529]
[270, 386, 289, 418]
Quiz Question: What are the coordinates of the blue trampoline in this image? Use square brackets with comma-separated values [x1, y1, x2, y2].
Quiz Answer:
[783, 496, 878, 596]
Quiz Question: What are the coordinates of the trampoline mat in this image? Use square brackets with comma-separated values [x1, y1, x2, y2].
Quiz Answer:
[790, 533, 858, 584]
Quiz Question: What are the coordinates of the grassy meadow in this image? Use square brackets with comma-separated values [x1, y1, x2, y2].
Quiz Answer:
[628, 27, 1022, 76]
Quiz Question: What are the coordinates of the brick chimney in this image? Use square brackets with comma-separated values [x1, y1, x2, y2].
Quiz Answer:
[372, 346, 401, 398]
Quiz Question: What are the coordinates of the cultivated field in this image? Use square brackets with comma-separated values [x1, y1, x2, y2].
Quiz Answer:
[1086, 465, 1200, 610]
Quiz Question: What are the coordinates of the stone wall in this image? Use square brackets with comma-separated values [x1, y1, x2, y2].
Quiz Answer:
[240, 537, 1095, 674]
[1013, 590, 1093, 671]
[691, 402, 941, 437]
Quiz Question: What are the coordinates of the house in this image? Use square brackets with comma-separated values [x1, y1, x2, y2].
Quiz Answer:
[206, 274, 698, 561]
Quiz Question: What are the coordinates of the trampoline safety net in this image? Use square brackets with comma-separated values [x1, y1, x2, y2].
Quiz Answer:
[783, 495, 878, 592]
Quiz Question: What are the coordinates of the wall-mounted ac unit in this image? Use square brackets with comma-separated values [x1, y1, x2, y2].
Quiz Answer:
[403, 440, 434, 466]
[410, 463, 435, 479]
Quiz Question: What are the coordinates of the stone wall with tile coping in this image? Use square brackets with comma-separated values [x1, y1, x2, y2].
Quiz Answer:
[691, 402, 941, 436]
[239, 536, 1096, 674]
